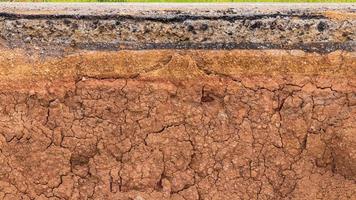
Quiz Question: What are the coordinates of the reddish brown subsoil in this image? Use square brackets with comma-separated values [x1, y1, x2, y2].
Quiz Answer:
[0, 49, 355, 199]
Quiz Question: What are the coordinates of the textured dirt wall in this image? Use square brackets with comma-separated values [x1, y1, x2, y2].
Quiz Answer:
[0, 3, 355, 200]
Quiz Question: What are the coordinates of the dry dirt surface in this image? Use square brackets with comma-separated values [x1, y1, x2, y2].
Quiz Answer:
[0, 3, 356, 200]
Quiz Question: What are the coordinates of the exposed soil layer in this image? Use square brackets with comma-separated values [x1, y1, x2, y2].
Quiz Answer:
[0, 76, 356, 200]
[0, 3, 356, 200]
[0, 48, 355, 200]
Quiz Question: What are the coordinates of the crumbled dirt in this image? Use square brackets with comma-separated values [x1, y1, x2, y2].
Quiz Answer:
[0, 48, 355, 200]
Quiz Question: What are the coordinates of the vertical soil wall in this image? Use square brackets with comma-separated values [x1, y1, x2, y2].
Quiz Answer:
[0, 3, 355, 200]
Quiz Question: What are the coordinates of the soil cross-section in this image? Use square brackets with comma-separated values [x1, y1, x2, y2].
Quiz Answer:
[0, 3, 355, 200]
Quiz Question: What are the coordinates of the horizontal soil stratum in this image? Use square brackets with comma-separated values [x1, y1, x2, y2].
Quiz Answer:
[0, 3, 355, 200]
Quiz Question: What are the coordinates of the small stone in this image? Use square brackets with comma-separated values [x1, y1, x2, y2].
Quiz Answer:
[24, 37, 31, 43]
[187, 24, 195, 32]
[317, 21, 328, 32]
[200, 23, 209, 31]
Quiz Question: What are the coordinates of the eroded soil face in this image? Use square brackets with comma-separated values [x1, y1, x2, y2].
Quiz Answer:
[0, 49, 355, 200]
